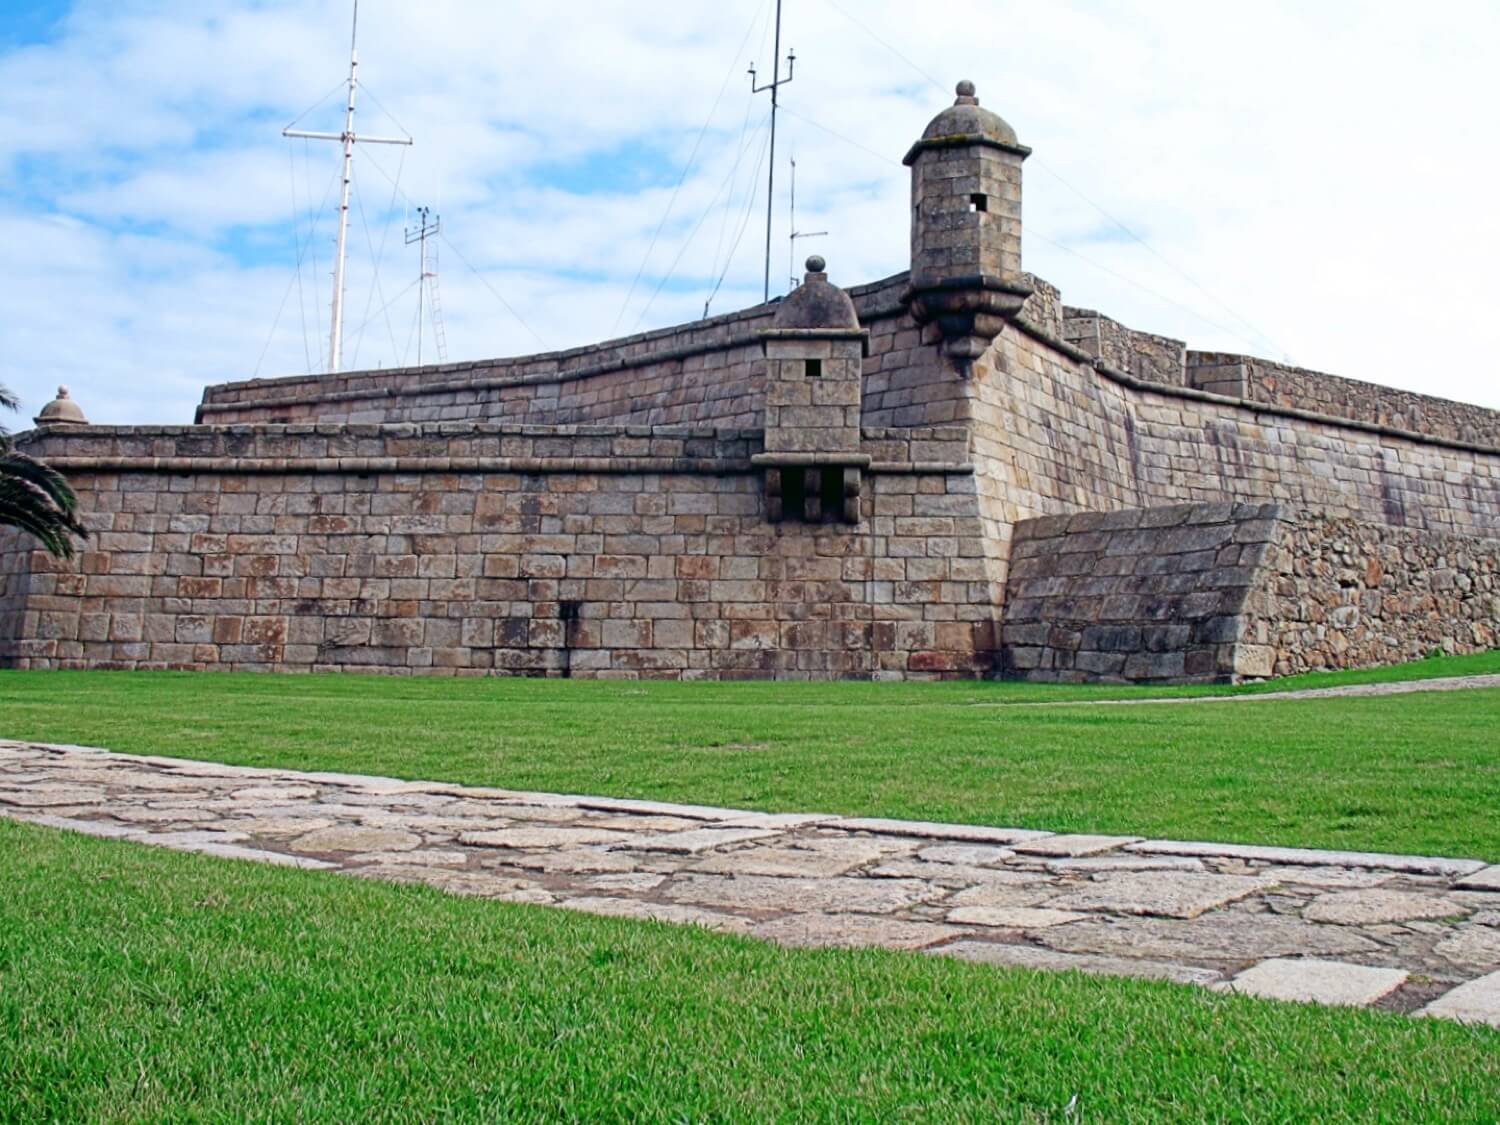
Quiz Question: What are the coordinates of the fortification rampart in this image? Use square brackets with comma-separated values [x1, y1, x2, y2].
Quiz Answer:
[1, 423, 996, 678]
[6, 80, 1497, 684]
[1001, 502, 1500, 683]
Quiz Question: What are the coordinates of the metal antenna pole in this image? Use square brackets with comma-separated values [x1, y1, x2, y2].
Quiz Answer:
[405, 206, 441, 368]
[749, 1, 795, 302]
[788, 157, 826, 288]
[283, 1, 411, 374]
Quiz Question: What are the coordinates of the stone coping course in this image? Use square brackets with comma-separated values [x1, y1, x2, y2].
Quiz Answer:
[2, 739, 1497, 1028]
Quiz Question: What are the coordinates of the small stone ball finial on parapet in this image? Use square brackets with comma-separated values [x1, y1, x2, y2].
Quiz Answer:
[33, 385, 89, 427]
[955, 79, 977, 102]
[805, 254, 826, 276]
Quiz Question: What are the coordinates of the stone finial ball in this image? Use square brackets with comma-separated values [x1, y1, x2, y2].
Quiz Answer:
[956, 80, 976, 98]
[57, 385, 71, 398]
[806, 255, 826, 273]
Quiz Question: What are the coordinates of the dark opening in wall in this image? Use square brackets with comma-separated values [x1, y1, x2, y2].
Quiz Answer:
[805, 358, 822, 378]
[969, 193, 988, 213]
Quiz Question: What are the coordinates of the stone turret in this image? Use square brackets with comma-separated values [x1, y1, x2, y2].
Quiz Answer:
[752, 256, 869, 524]
[904, 80, 1031, 365]
[33, 386, 88, 427]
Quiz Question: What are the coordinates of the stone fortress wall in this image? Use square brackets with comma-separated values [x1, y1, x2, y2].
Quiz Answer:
[3, 81, 1498, 682]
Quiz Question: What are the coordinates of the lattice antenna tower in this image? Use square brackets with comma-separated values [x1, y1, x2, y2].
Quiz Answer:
[787, 156, 827, 290]
[748, 0, 795, 302]
[283, 0, 412, 374]
[405, 206, 446, 367]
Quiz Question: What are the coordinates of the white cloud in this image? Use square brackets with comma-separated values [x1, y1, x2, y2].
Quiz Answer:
[1, 0, 1497, 428]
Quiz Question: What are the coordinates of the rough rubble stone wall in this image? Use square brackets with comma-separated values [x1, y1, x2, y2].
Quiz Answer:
[1243, 514, 1500, 677]
[1186, 353, 1500, 447]
[1062, 308, 1186, 387]
[0, 424, 998, 680]
[1000, 502, 1284, 683]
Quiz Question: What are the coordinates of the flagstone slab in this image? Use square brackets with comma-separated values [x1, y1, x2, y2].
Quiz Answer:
[347, 849, 469, 867]
[0, 785, 107, 807]
[837, 818, 1053, 845]
[692, 845, 878, 878]
[1039, 913, 1382, 963]
[752, 914, 964, 950]
[193, 844, 338, 869]
[932, 941, 1222, 986]
[17, 815, 146, 839]
[1455, 866, 1500, 892]
[231, 785, 320, 802]
[1433, 926, 1500, 970]
[621, 827, 784, 855]
[1420, 971, 1500, 1026]
[870, 860, 1046, 887]
[290, 826, 422, 854]
[666, 874, 945, 915]
[946, 906, 1088, 929]
[1014, 834, 1143, 858]
[1126, 840, 1486, 877]
[1221, 959, 1408, 1006]
[1303, 889, 1468, 926]
[916, 844, 1016, 867]
[1045, 856, 1205, 874]
[1260, 866, 1394, 889]
[948, 883, 1061, 909]
[457, 827, 630, 849]
[1047, 872, 1272, 919]
[498, 848, 642, 875]
[349, 865, 538, 898]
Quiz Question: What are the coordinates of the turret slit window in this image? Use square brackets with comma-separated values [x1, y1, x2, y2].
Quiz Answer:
[969, 193, 988, 213]
[805, 358, 822, 378]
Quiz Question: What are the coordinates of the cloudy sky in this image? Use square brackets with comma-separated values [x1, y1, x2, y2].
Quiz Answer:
[3, 0, 1497, 426]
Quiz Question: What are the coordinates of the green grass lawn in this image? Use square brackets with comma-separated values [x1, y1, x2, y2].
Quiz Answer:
[4, 820, 1497, 1123]
[3, 650, 1499, 859]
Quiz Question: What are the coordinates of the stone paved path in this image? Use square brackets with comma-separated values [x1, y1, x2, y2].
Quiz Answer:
[1000, 673, 1500, 707]
[4, 739, 1499, 1027]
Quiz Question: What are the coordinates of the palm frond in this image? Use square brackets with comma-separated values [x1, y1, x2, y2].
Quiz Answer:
[0, 449, 88, 559]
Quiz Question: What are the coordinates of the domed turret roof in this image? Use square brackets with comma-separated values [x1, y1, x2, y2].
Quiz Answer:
[772, 256, 860, 331]
[904, 81, 1030, 166]
[33, 386, 88, 427]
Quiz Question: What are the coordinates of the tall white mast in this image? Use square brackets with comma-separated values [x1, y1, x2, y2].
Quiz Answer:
[283, 1, 412, 374]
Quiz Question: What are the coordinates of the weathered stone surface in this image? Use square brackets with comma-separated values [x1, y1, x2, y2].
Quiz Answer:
[1421, 971, 1500, 1027]
[1221, 959, 1407, 1006]
[622, 827, 783, 855]
[231, 785, 319, 802]
[559, 897, 752, 933]
[1127, 840, 1486, 878]
[871, 860, 1046, 887]
[0, 785, 106, 807]
[948, 883, 1060, 909]
[1260, 865, 1393, 889]
[458, 827, 629, 849]
[946, 906, 1087, 929]
[1455, 866, 1500, 892]
[143, 829, 250, 849]
[838, 819, 1053, 845]
[752, 914, 964, 950]
[916, 844, 1016, 867]
[1433, 927, 1500, 970]
[1014, 835, 1143, 858]
[347, 849, 469, 867]
[1303, 889, 1467, 926]
[933, 941, 1222, 985]
[666, 874, 944, 915]
[219, 816, 336, 838]
[584, 872, 667, 893]
[1045, 856, 1204, 874]
[692, 845, 878, 878]
[15, 814, 144, 839]
[193, 843, 337, 869]
[1047, 872, 1271, 919]
[1039, 914, 1382, 963]
[499, 848, 640, 874]
[290, 826, 421, 854]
